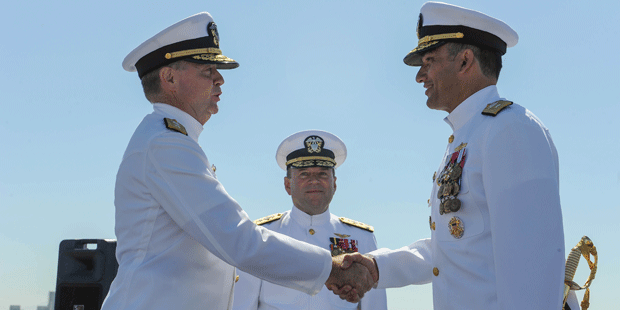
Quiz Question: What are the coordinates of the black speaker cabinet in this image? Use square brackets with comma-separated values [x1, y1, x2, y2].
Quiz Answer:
[54, 239, 118, 310]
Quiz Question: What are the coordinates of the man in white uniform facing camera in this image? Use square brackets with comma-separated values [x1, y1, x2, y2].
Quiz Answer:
[233, 130, 388, 310]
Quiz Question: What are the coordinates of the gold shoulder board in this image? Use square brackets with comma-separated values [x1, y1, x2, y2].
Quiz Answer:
[254, 213, 283, 226]
[164, 118, 188, 135]
[482, 100, 513, 116]
[339, 217, 374, 232]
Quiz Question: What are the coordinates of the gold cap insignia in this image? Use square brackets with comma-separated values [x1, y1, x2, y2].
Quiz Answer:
[416, 13, 423, 39]
[305, 135, 324, 153]
[208, 22, 219, 47]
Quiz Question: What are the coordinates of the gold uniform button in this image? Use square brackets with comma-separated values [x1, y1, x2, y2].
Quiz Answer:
[433, 267, 439, 276]
[449, 135, 454, 143]
[235, 275, 239, 282]
[309, 229, 315, 235]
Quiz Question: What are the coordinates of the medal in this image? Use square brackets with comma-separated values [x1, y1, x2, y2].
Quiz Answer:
[331, 248, 344, 256]
[452, 182, 460, 196]
[447, 181, 459, 196]
[446, 197, 461, 213]
[439, 196, 461, 214]
[443, 183, 453, 197]
[330, 237, 359, 257]
[448, 216, 465, 239]
[449, 164, 462, 181]
[435, 146, 467, 216]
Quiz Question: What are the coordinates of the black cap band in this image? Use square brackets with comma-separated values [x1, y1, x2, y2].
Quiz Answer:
[135, 37, 215, 78]
[134, 36, 238, 78]
[286, 148, 336, 168]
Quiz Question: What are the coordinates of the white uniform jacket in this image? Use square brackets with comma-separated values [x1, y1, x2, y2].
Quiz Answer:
[233, 206, 388, 310]
[101, 104, 332, 310]
[370, 86, 566, 309]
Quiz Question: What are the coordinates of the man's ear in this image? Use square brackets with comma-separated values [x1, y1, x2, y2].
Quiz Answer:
[159, 66, 176, 90]
[333, 176, 337, 192]
[284, 176, 292, 196]
[458, 49, 475, 73]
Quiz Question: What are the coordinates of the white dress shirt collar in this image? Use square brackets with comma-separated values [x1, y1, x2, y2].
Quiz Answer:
[290, 205, 332, 227]
[152, 103, 204, 142]
[444, 85, 501, 132]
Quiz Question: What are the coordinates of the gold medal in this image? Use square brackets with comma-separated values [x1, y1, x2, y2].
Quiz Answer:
[449, 164, 462, 181]
[449, 181, 460, 196]
[441, 167, 451, 183]
[436, 145, 467, 217]
[447, 197, 461, 213]
[443, 183, 453, 197]
[440, 197, 461, 214]
[331, 248, 344, 257]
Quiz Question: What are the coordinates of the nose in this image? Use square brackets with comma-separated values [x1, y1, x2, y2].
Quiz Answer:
[307, 173, 324, 184]
[415, 66, 426, 84]
[213, 68, 224, 86]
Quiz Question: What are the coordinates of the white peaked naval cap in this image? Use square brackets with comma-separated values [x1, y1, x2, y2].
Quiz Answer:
[123, 12, 238, 78]
[276, 130, 347, 171]
[404, 2, 518, 66]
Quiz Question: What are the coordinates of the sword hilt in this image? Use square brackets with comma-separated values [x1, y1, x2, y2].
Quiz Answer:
[563, 245, 581, 307]
[563, 236, 598, 310]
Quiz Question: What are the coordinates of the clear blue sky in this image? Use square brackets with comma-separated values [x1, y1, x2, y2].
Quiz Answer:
[1, 1, 618, 309]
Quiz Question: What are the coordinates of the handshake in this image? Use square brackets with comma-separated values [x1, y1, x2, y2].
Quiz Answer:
[325, 253, 378, 303]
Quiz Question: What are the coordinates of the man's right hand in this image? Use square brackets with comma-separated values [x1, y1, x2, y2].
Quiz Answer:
[326, 253, 379, 302]
[325, 254, 376, 303]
